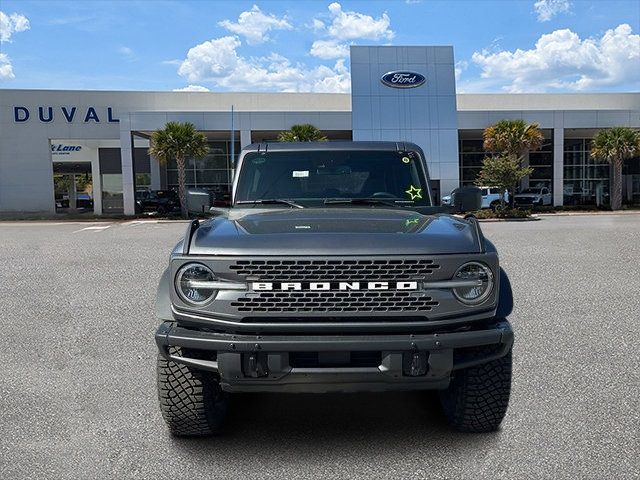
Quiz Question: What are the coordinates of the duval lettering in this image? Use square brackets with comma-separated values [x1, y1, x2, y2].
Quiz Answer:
[13, 106, 119, 123]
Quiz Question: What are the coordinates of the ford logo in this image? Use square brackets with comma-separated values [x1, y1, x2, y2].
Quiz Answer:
[380, 71, 426, 89]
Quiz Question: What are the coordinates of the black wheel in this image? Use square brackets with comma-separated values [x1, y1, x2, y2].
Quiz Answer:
[439, 348, 512, 432]
[490, 200, 500, 211]
[157, 348, 229, 436]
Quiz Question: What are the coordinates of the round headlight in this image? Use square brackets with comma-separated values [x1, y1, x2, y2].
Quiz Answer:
[452, 262, 494, 305]
[175, 263, 217, 305]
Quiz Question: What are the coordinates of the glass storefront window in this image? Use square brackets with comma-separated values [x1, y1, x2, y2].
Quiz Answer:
[459, 133, 553, 189]
[562, 138, 610, 206]
[165, 140, 239, 193]
[102, 174, 124, 213]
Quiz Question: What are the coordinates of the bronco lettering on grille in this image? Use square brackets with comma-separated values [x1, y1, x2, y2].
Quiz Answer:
[251, 281, 418, 291]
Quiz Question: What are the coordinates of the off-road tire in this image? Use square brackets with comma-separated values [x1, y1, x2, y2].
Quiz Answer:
[490, 200, 500, 211]
[157, 348, 229, 436]
[439, 348, 512, 432]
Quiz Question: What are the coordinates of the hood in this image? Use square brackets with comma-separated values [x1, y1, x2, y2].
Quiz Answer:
[187, 208, 481, 256]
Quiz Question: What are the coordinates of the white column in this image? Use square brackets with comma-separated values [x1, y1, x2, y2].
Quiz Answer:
[91, 152, 102, 215]
[119, 118, 136, 215]
[553, 126, 564, 206]
[240, 129, 252, 148]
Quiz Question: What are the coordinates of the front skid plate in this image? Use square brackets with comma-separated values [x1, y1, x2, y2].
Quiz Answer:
[155, 321, 513, 393]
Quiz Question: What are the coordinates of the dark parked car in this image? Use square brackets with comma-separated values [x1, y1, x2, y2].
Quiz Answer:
[155, 142, 514, 436]
[136, 189, 180, 214]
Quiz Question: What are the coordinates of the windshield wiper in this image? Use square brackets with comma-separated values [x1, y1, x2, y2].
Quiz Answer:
[236, 199, 305, 209]
[323, 198, 403, 208]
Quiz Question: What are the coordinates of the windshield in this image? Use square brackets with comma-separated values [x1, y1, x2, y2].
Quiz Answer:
[235, 150, 431, 207]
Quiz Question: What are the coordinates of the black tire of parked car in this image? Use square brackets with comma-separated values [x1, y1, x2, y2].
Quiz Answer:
[157, 347, 229, 436]
[438, 347, 512, 432]
[490, 200, 501, 211]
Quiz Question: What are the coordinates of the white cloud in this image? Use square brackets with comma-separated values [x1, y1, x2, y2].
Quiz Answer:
[454, 60, 468, 82]
[533, 0, 571, 22]
[309, 18, 325, 32]
[218, 5, 291, 45]
[0, 53, 14, 80]
[177, 35, 350, 93]
[0, 11, 30, 42]
[118, 46, 136, 61]
[308, 3, 394, 60]
[471, 24, 640, 92]
[309, 40, 350, 60]
[173, 85, 211, 92]
[324, 2, 393, 41]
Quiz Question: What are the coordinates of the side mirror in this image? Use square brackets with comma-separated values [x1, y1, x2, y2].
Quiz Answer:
[186, 188, 215, 215]
[451, 186, 482, 213]
[209, 206, 229, 217]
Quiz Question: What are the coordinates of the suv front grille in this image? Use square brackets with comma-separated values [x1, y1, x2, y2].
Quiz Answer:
[228, 258, 440, 281]
[230, 290, 439, 313]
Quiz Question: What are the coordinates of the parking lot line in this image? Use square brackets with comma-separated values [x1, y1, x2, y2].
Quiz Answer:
[72, 225, 112, 233]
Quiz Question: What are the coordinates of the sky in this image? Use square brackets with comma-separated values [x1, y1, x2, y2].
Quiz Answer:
[0, 0, 639, 93]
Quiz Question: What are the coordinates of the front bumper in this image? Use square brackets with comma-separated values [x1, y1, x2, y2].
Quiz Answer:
[155, 320, 513, 393]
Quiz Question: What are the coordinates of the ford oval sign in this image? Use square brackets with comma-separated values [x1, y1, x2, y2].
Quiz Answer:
[380, 71, 426, 89]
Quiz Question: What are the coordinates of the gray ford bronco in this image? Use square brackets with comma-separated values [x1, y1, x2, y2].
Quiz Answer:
[155, 141, 514, 435]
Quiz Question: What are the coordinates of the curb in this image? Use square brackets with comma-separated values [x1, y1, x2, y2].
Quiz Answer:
[477, 217, 540, 222]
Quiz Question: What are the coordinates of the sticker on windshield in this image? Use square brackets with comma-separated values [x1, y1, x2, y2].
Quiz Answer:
[401, 156, 411, 164]
[405, 185, 422, 200]
[292, 170, 309, 178]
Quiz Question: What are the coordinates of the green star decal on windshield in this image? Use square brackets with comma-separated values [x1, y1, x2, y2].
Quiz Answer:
[405, 185, 422, 200]
[405, 218, 420, 227]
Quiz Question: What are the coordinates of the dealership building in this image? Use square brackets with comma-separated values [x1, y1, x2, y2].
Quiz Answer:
[1, 45, 639, 216]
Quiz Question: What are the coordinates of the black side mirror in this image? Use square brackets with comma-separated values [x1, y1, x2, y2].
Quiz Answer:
[186, 188, 215, 215]
[451, 187, 482, 213]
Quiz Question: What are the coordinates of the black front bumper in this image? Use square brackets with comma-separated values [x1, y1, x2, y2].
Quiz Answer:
[155, 320, 513, 393]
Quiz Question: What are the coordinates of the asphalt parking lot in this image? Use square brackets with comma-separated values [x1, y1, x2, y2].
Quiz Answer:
[0, 214, 638, 479]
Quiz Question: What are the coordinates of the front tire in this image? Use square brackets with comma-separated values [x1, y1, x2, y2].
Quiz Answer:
[157, 348, 229, 436]
[439, 348, 512, 432]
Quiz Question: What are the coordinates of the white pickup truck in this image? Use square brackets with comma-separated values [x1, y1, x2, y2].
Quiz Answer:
[442, 187, 508, 210]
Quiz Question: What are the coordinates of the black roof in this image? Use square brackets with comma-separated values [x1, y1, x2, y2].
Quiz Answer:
[242, 141, 422, 153]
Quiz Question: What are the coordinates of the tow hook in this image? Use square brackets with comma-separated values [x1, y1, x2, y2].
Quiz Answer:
[244, 352, 269, 378]
[404, 351, 428, 377]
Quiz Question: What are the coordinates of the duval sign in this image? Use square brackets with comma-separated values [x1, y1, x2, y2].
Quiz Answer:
[13, 106, 119, 123]
[380, 71, 426, 89]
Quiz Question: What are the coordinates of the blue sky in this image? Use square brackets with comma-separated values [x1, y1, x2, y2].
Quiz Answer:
[0, 0, 638, 93]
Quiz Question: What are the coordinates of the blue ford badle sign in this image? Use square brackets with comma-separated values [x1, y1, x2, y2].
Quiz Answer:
[380, 71, 426, 89]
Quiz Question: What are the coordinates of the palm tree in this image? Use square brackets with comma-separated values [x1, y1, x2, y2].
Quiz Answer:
[278, 124, 327, 142]
[590, 127, 640, 210]
[483, 119, 544, 205]
[483, 119, 545, 159]
[149, 122, 209, 218]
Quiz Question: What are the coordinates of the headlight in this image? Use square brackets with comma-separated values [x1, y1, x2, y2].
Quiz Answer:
[452, 262, 494, 305]
[175, 263, 217, 305]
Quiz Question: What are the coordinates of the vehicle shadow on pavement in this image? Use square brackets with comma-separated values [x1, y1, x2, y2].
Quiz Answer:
[171, 391, 502, 458]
